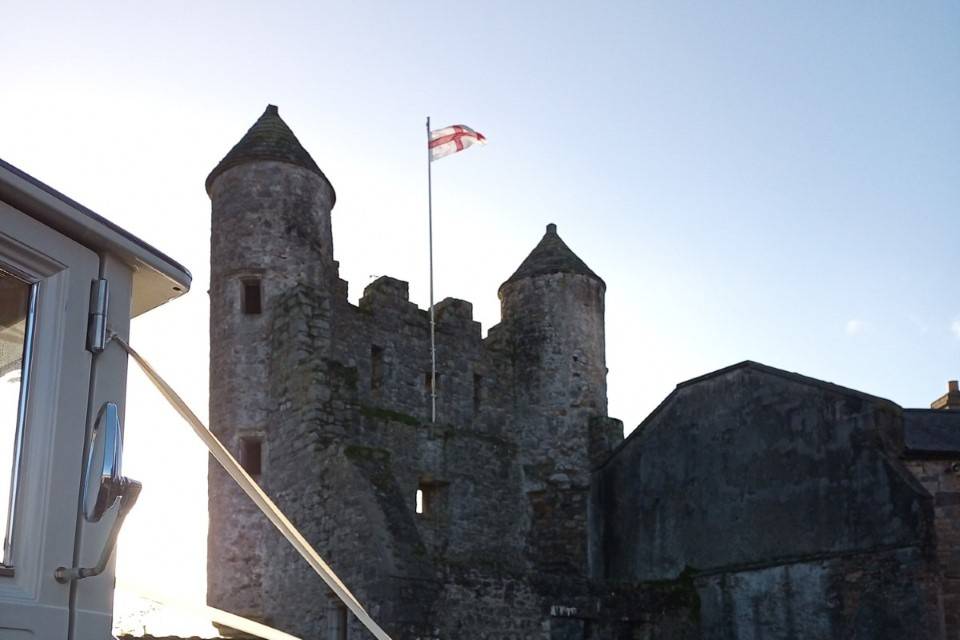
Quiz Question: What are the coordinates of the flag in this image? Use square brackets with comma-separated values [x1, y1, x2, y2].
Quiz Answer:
[429, 124, 486, 162]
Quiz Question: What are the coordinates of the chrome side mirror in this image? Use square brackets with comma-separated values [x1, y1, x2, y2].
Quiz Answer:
[56, 402, 141, 582]
[84, 402, 124, 522]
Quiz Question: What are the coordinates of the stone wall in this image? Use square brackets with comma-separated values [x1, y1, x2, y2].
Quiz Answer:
[694, 546, 942, 640]
[591, 362, 944, 638]
[906, 457, 960, 638]
[240, 260, 622, 638]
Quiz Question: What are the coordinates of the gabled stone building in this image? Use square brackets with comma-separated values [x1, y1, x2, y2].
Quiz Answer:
[206, 105, 960, 640]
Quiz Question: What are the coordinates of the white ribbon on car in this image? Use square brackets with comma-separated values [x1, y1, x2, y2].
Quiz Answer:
[110, 333, 393, 640]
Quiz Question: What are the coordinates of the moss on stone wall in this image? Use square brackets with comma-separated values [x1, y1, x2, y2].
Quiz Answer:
[343, 443, 391, 462]
[360, 404, 420, 426]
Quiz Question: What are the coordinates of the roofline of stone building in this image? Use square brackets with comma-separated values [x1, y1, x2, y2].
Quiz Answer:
[902, 408, 960, 458]
[677, 360, 898, 405]
[595, 360, 902, 472]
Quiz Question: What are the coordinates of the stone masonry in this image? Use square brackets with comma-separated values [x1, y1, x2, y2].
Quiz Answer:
[207, 105, 959, 640]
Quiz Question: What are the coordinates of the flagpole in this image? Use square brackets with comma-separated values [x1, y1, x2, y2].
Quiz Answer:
[426, 116, 437, 423]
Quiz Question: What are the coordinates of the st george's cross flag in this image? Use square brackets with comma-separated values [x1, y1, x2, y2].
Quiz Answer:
[428, 124, 487, 161]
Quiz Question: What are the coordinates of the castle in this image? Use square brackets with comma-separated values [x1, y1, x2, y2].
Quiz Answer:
[206, 106, 960, 640]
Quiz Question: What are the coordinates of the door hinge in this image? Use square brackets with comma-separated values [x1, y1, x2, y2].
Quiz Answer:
[87, 278, 109, 353]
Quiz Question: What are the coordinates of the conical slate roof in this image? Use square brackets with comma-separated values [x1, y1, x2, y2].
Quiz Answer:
[501, 223, 603, 290]
[205, 105, 335, 202]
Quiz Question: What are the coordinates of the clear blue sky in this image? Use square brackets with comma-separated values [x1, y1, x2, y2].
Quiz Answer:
[2, 1, 958, 632]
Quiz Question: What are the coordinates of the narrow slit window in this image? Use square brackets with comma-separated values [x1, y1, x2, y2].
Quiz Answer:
[416, 481, 436, 517]
[473, 373, 483, 415]
[424, 372, 436, 393]
[240, 437, 263, 476]
[241, 278, 262, 315]
[370, 345, 383, 390]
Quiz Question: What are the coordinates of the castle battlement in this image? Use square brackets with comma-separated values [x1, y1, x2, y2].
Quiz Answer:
[206, 106, 618, 639]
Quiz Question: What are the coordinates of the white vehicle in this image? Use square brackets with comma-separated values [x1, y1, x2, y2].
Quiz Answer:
[0, 158, 191, 639]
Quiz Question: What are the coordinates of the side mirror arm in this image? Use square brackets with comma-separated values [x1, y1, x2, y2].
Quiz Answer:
[55, 478, 141, 583]
[55, 402, 142, 583]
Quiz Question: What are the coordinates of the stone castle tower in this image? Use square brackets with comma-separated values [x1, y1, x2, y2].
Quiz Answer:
[206, 105, 623, 638]
[207, 105, 338, 618]
[207, 106, 954, 640]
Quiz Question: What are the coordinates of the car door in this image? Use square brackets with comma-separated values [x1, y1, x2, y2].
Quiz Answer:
[0, 202, 99, 638]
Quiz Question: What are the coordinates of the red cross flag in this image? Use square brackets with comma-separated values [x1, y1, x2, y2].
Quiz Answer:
[428, 124, 487, 162]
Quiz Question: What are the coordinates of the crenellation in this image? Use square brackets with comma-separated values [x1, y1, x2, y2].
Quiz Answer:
[434, 296, 474, 323]
[361, 275, 410, 303]
[333, 274, 349, 300]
